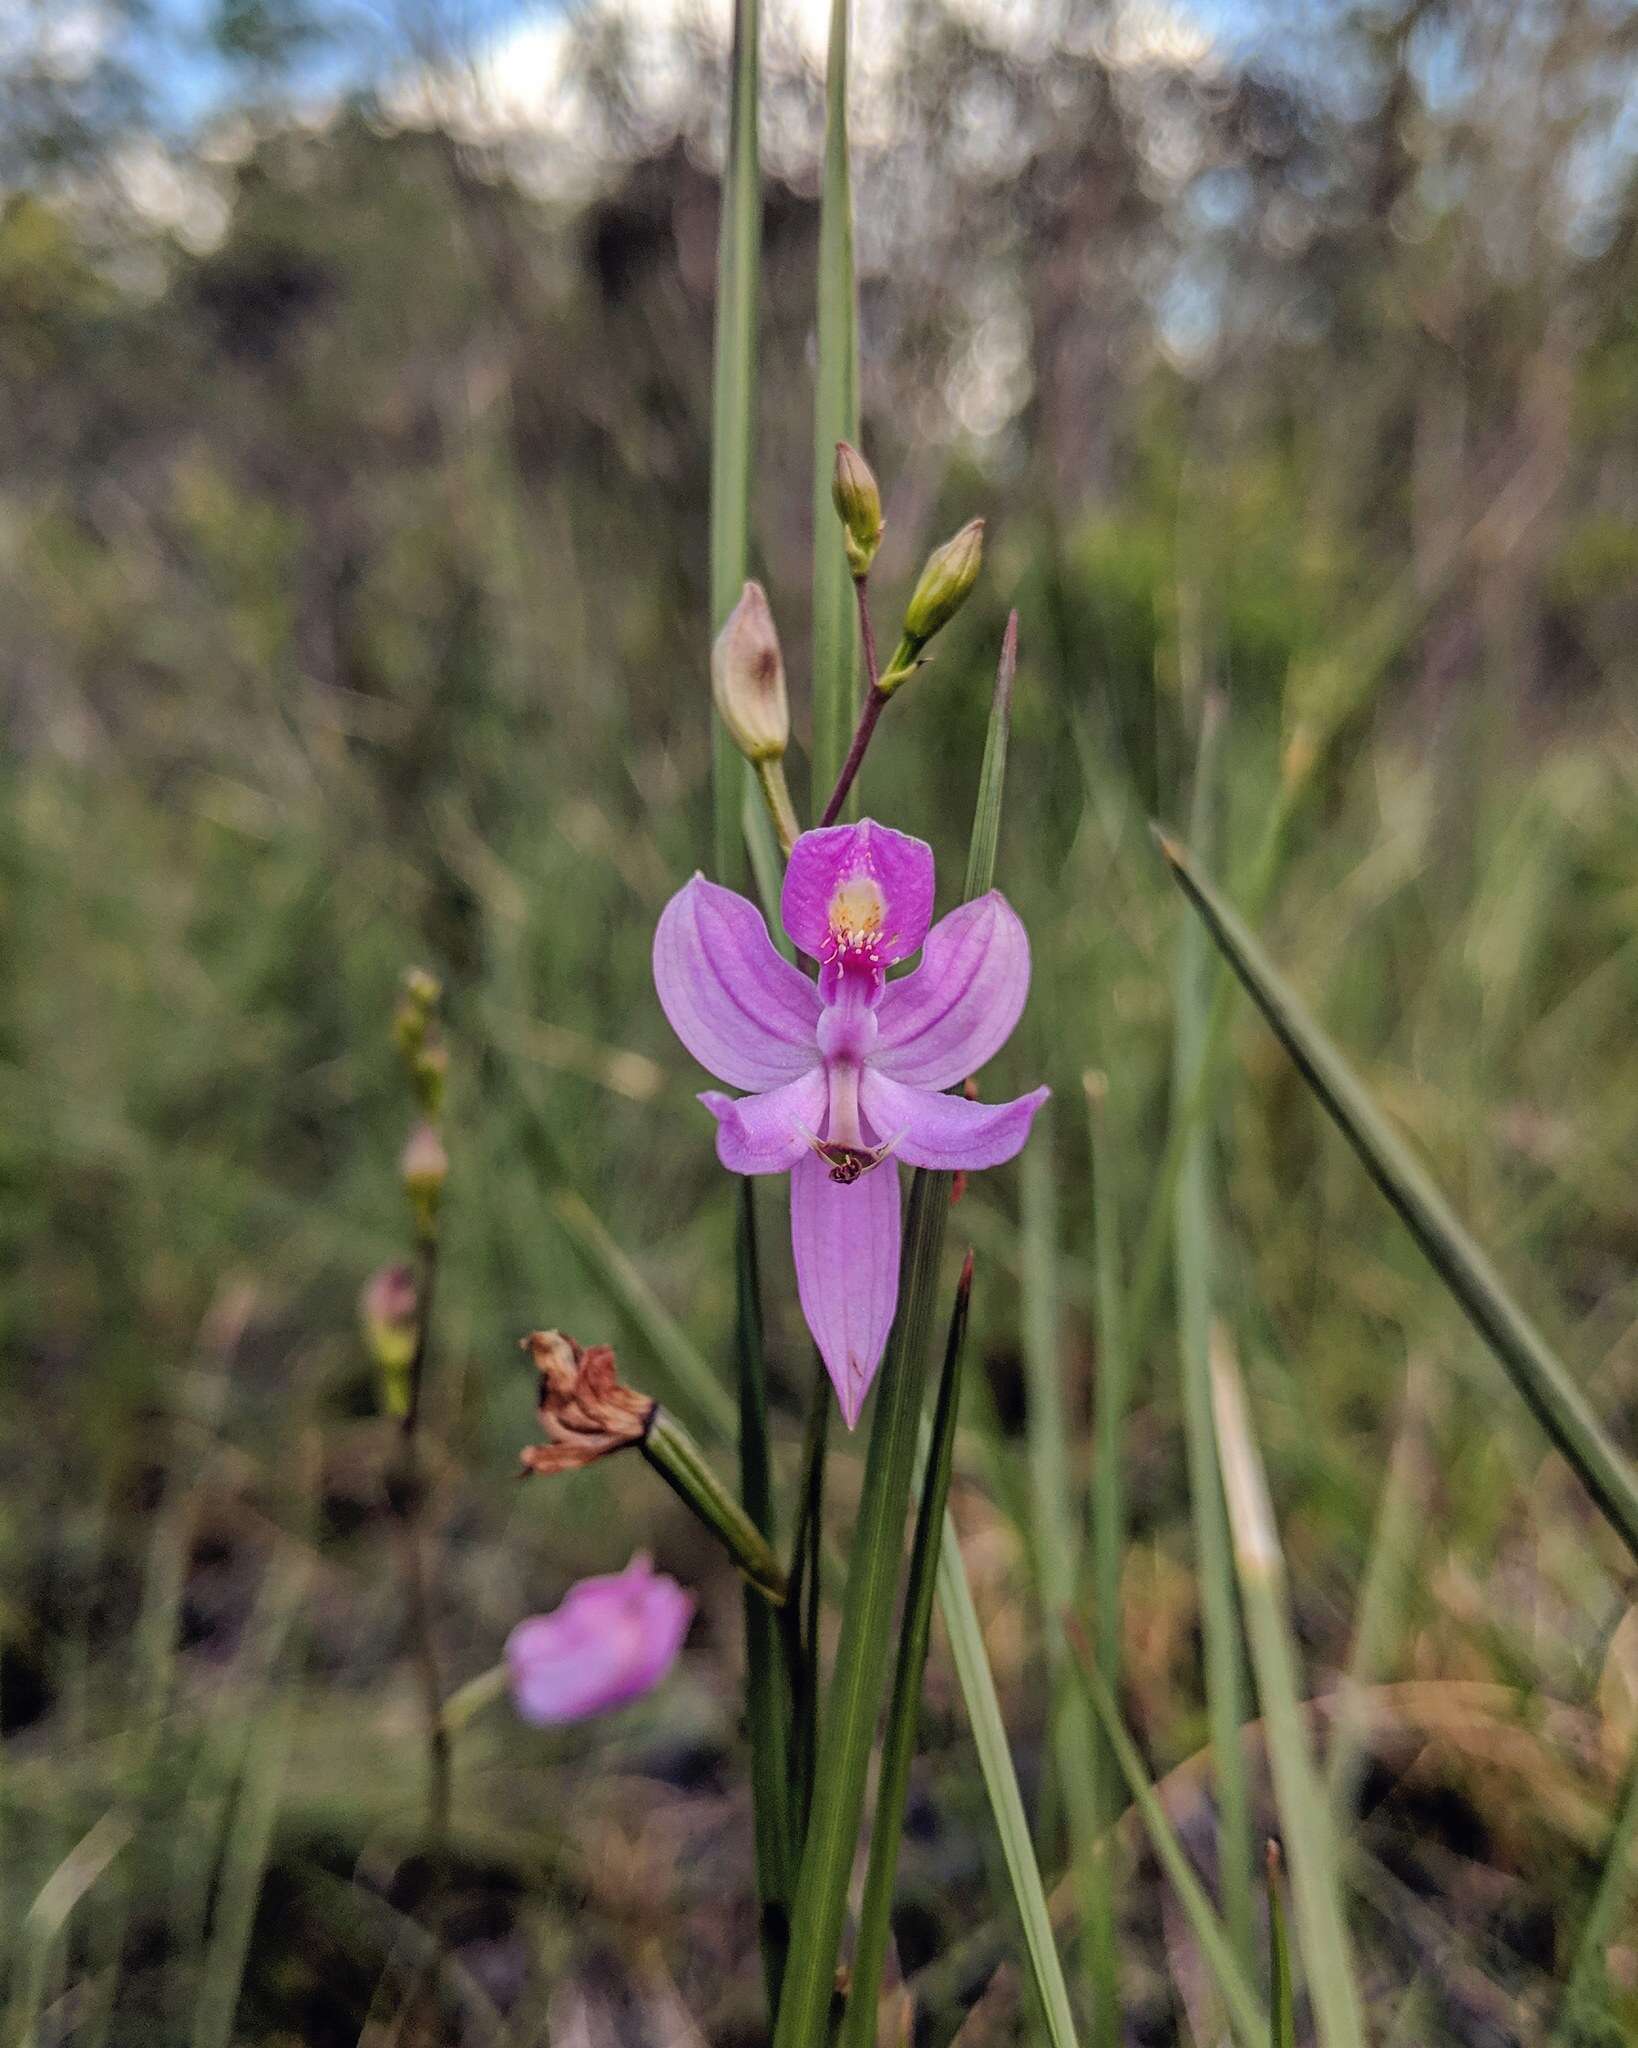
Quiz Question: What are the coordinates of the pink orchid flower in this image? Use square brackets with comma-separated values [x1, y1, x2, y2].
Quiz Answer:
[654, 819, 1047, 1426]
[505, 1554, 695, 1725]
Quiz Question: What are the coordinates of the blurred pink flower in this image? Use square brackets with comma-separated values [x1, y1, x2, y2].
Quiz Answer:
[654, 819, 1046, 1426]
[505, 1554, 694, 1725]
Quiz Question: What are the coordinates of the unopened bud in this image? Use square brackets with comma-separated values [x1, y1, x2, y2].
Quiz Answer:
[832, 441, 884, 578]
[712, 581, 789, 763]
[903, 517, 984, 647]
[360, 1262, 418, 1417]
[400, 1122, 447, 1231]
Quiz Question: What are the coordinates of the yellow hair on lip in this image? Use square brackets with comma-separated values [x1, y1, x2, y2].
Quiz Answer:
[828, 875, 886, 941]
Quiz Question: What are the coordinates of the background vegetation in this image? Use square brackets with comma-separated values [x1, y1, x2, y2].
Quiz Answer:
[5, 0, 1638, 2040]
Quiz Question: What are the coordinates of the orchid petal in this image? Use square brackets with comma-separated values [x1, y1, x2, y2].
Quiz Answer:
[654, 874, 821, 1090]
[781, 820, 935, 967]
[700, 1068, 827, 1174]
[791, 1148, 902, 1429]
[505, 1555, 694, 1725]
[873, 892, 1031, 1089]
[860, 1070, 1050, 1171]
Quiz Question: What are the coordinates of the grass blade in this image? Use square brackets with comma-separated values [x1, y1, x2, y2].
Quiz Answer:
[1155, 830, 1638, 1568]
[961, 611, 1015, 901]
[1066, 1621, 1267, 2048]
[809, 0, 859, 811]
[1084, 1072, 1126, 2047]
[1267, 1842, 1296, 2048]
[937, 1496, 1082, 2048]
[841, 1253, 974, 2048]
[1021, 1134, 1102, 2000]
[1210, 1326, 1366, 2048]
[1170, 699, 1255, 1977]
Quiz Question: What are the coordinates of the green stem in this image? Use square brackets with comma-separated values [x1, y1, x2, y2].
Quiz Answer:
[840, 1253, 974, 2048]
[643, 1410, 788, 1606]
[1085, 1073, 1126, 2048]
[755, 754, 801, 855]
[734, 1179, 795, 2008]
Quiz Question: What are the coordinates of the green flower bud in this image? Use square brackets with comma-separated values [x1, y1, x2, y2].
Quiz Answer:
[832, 441, 884, 578]
[902, 517, 984, 646]
[712, 580, 789, 764]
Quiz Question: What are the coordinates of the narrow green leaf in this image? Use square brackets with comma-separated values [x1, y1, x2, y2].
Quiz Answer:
[937, 1496, 1082, 2048]
[1170, 699, 1255, 1978]
[841, 1254, 974, 2048]
[809, 0, 859, 811]
[1267, 1843, 1296, 2048]
[1021, 1135, 1102, 2000]
[1156, 830, 1638, 1569]
[1067, 1623, 1268, 2048]
[962, 611, 1016, 902]
[1085, 1073, 1126, 2048]
[1210, 1327, 1366, 2048]
[731, 1180, 795, 2010]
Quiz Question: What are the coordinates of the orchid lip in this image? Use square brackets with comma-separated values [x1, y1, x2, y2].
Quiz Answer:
[797, 1125, 904, 1184]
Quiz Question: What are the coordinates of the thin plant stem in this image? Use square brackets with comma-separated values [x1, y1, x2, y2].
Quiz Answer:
[820, 685, 887, 826]
[643, 1408, 789, 1605]
[754, 755, 800, 854]
[710, 0, 762, 888]
[817, 573, 889, 825]
[854, 575, 881, 692]
[1085, 1073, 1126, 2047]
[809, 0, 859, 807]
[786, 1358, 831, 1848]
[393, 1225, 452, 1846]
[732, 1180, 794, 2009]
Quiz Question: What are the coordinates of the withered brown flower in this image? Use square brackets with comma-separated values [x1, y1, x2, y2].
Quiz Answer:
[519, 1330, 656, 1475]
